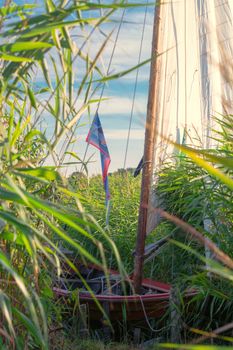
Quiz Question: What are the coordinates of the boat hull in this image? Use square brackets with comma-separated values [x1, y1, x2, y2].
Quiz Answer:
[54, 284, 171, 322]
[53, 263, 175, 322]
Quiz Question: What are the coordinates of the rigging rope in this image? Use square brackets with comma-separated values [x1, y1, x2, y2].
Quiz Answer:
[139, 295, 167, 333]
[79, 3, 128, 173]
[58, 2, 127, 172]
[123, 0, 150, 169]
[62, 0, 150, 175]
[37, 7, 118, 169]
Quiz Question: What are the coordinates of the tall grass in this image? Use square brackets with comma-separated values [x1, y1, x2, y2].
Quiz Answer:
[67, 170, 141, 270]
[151, 115, 233, 344]
[0, 1, 151, 348]
[1, 1, 233, 348]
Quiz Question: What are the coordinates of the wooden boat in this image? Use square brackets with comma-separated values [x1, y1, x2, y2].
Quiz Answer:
[53, 3, 174, 324]
[53, 262, 172, 322]
[53, 260, 196, 323]
[53, 0, 233, 324]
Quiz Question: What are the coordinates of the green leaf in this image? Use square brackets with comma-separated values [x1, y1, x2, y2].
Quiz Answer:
[16, 166, 60, 181]
[0, 231, 24, 245]
[28, 87, 37, 109]
[21, 18, 98, 38]
[0, 42, 52, 53]
[0, 53, 34, 62]
[94, 58, 151, 83]
[0, 5, 36, 17]
[13, 308, 46, 348]
[173, 144, 233, 190]
[24, 129, 42, 142]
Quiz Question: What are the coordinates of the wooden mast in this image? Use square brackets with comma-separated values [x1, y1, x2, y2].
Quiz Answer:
[133, 2, 162, 294]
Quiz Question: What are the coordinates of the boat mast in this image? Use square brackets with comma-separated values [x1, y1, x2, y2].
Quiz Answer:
[133, 2, 162, 294]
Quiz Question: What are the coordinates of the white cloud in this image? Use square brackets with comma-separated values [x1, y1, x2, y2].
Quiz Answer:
[33, 7, 153, 87]
[98, 95, 147, 117]
[74, 128, 145, 140]
[77, 127, 144, 141]
[104, 128, 144, 140]
[71, 8, 154, 80]
[89, 17, 153, 72]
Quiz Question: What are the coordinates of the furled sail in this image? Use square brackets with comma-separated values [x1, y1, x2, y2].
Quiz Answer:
[147, 0, 233, 234]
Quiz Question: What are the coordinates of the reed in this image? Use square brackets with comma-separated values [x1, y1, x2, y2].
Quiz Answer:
[0, 1, 148, 348]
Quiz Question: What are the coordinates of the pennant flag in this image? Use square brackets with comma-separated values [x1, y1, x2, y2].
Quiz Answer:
[134, 157, 143, 177]
[86, 113, 111, 217]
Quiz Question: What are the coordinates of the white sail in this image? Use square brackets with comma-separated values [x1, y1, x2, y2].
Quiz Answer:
[147, 0, 233, 234]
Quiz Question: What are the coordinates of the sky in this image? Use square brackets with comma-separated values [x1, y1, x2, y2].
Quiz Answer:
[3, 0, 154, 176]
[63, 2, 154, 176]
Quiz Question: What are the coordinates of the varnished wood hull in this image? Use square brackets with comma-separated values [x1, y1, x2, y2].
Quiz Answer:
[54, 281, 170, 321]
[53, 264, 195, 322]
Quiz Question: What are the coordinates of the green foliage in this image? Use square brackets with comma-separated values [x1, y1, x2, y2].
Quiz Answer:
[156, 115, 233, 256]
[0, 1, 150, 348]
[67, 170, 141, 270]
[1, 1, 233, 348]
[150, 115, 233, 339]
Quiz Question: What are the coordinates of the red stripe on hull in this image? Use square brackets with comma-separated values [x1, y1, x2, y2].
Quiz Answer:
[53, 263, 196, 322]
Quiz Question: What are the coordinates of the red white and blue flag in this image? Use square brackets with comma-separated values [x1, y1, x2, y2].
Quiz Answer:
[86, 113, 111, 211]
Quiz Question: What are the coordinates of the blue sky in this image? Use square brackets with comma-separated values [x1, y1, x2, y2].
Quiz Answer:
[73, 2, 154, 175]
[4, 0, 154, 175]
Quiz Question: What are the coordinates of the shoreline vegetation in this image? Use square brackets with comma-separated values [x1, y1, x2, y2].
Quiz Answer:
[0, 1, 232, 349]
